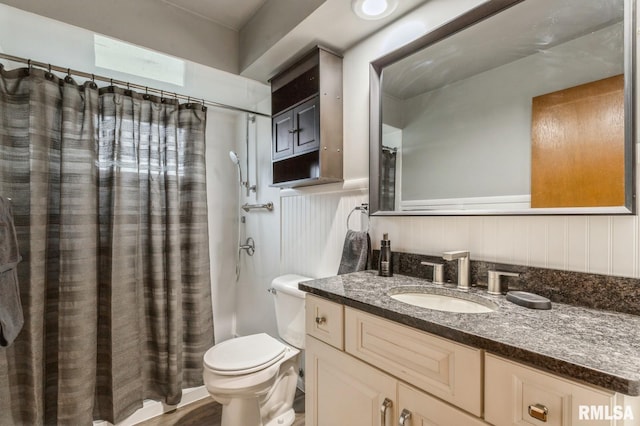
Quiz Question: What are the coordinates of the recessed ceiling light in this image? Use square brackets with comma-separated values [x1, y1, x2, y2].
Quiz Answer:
[352, 0, 399, 20]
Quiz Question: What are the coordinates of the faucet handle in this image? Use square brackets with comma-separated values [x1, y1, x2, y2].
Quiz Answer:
[420, 261, 444, 284]
[487, 270, 519, 295]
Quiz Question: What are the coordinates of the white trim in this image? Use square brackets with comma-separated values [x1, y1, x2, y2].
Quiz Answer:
[279, 177, 369, 198]
[401, 194, 531, 211]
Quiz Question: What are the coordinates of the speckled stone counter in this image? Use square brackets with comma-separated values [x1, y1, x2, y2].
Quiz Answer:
[299, 271, 640, 396]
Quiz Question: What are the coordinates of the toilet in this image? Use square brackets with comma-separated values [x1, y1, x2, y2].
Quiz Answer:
[203, 274, 311, 426]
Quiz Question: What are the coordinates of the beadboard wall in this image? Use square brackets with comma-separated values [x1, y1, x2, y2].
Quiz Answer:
[280, 182, 368, 278]
[280, 186, 640, 281]
[369, 215, 640, 279]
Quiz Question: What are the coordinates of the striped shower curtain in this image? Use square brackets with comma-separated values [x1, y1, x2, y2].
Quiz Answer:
[0, 64, 214, 425]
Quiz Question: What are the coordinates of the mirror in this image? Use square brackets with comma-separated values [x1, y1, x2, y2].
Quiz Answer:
[369, 0, 635, 215]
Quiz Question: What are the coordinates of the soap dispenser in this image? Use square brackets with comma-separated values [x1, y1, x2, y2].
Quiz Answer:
[378, 233, 393, 277]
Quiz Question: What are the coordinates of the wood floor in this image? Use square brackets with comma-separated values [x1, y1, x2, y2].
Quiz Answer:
[138, 389, 305, 426]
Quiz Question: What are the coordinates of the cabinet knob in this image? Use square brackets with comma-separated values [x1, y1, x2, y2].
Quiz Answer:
[380, 398, 392, 426]
[528, 403, 548, 422]
[399, 408, 412, 426]
[315, 316, 326, 325]
[288, 128, 299, 134]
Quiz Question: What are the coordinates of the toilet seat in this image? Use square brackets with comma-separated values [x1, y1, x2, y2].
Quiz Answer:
[204, 333, 287, 376]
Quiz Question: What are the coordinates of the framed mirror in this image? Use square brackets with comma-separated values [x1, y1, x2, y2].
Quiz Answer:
[369, 0, 635, 215]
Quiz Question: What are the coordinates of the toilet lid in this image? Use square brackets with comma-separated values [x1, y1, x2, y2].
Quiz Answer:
[204, 333, 287, 375]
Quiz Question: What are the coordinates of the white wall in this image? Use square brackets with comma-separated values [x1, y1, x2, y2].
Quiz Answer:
[0, 0, 239, 74]
[339, 0, 640, 279]
[234, 97, 284, 338]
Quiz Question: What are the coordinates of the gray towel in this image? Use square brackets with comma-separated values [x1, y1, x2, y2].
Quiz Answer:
[0, 196, 23, 347]
[337, 230, 371, 275]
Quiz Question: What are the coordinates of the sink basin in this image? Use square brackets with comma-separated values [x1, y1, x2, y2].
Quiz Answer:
[389, 289, 496, 313]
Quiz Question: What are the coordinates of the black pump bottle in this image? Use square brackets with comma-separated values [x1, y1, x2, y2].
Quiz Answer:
[378, 233, 393, 277]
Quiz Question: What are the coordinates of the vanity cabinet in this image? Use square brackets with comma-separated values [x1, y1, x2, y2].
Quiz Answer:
[485, 354, 637, 426]
[269, 46, 343, 187]
[305, 293, 640, 426]
[304, 295, 485, 426]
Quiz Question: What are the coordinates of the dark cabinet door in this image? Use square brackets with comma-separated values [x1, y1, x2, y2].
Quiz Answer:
[272, 96, 320, 161]
[293, 96, 320, 155]
[272, 109, 294, 160]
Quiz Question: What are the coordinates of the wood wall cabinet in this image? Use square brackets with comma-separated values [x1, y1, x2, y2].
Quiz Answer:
[269, 46, 343, 187]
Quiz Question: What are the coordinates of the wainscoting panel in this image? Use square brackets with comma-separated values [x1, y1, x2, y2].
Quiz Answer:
[370, 214, 640, 279]
[281, 185, 368, 279]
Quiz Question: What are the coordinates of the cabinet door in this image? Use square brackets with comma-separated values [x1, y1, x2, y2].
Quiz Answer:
[398, 382, 488, 426]
[305, 335, 396, 426]
[293, 96, 320, 155]
[272, 109, 294, 160]
[485, 354, 617, 426]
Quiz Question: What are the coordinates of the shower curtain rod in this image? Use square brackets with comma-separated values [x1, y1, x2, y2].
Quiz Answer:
[0, 52, 270, 118]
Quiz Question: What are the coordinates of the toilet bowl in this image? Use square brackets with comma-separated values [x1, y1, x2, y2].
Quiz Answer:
[203, 274, 311, 426]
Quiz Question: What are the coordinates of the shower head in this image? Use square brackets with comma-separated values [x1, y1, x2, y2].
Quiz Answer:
[229, 151, 240, 165]
[229, 150, 244, 188]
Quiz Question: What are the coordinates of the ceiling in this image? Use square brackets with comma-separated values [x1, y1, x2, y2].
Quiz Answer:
[160, 0, 268, 31]
[0, 0, 429, 82]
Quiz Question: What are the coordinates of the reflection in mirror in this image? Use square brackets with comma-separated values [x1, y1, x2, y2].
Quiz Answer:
[370, 0, 634, 215]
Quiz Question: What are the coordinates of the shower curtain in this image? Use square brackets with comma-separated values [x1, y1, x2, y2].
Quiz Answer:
[0, 64, 214, 425]
[380, 148, 397, 211]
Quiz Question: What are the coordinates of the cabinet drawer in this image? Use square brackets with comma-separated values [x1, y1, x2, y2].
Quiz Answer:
[399, 382, 488, 426]
[305, 295, 344, 350]
[345, 307, 482, 416]
[485, 354, 618, 426]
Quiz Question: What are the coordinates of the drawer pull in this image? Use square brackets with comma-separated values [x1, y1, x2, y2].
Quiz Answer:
[399, 408, 412, 426]
[380, 398, 392, 426]
[528, 404, 548, 422]
[315, 316, 326, 325]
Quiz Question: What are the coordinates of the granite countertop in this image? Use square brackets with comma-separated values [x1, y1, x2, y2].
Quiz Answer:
[299, 271, 640, 396]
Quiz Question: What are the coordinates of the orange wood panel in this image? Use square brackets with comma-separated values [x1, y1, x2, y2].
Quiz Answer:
[531, 74, 624, 208]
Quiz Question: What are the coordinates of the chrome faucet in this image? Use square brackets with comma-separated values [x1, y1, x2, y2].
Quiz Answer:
[442, 250, 470, 291]
[420, 261, 444, 284]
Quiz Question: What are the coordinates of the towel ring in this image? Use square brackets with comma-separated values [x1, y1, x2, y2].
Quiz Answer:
[347, 204, 369, 232]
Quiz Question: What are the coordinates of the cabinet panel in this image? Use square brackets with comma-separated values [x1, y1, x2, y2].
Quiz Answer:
[272, 110, 294, 160]
[485, 354, 616, 426]
[305, 336, 396, 426]
[293, 96, 320, 155]
[345, 307, 482, 416]
[306, 294, 344, 350]
[398, 382, 488, 426]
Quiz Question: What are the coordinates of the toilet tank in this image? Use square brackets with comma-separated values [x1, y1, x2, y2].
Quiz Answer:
[271, 274, 311, 349]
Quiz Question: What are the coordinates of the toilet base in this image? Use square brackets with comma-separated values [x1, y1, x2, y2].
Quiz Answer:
[264, 408, 295, 426]
[220, 396, 261, 426]
[204, 344, 300, 426]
